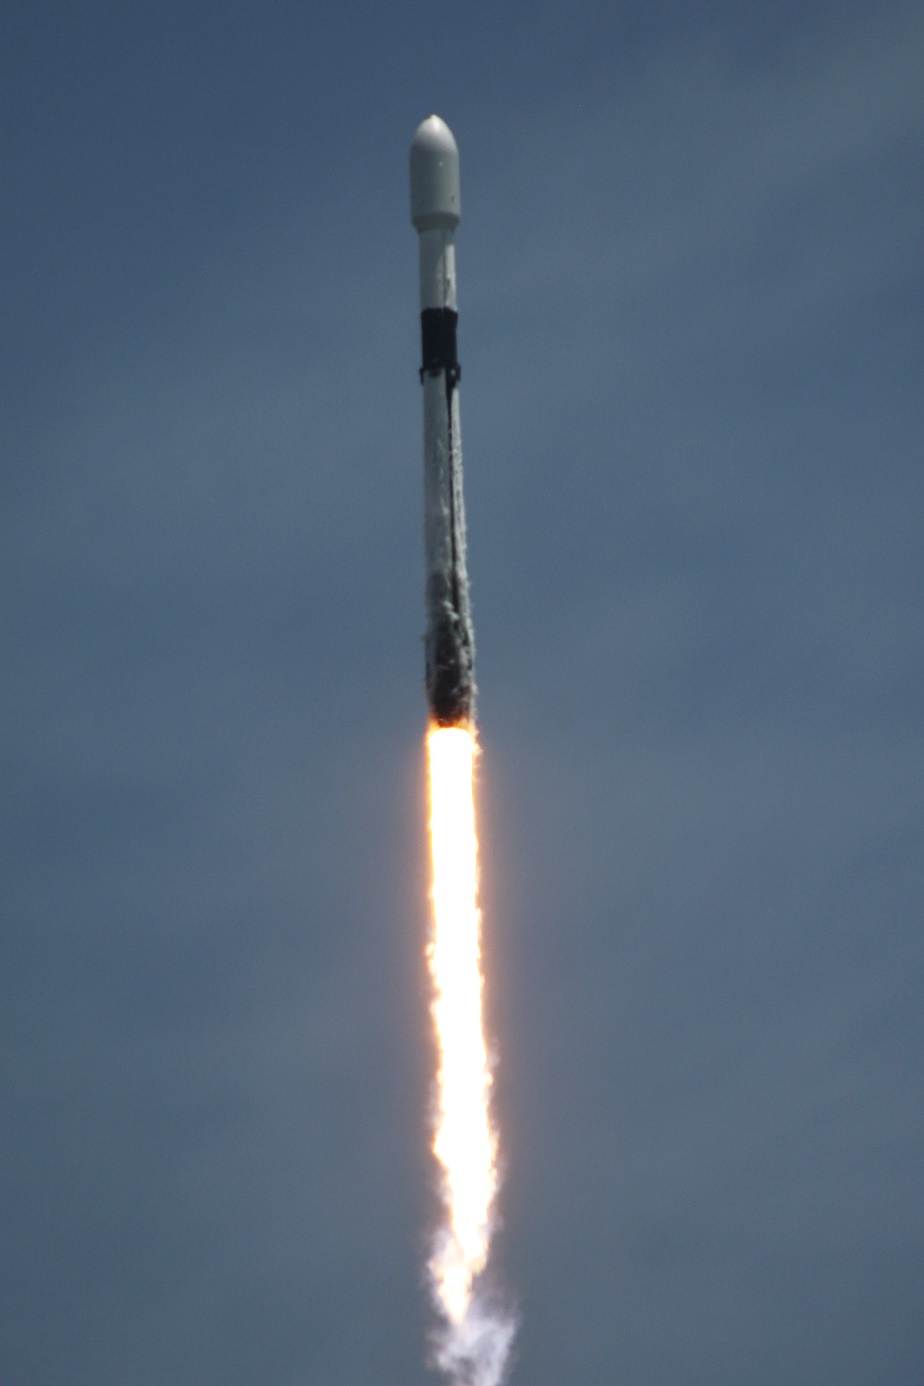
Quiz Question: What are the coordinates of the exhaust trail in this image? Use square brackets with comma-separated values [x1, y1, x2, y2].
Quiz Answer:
[426, 726, 514, 1386]
[412, 117, 516, 1386]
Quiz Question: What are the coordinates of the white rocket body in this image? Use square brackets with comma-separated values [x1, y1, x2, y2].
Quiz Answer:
[411, 115, 475, 726]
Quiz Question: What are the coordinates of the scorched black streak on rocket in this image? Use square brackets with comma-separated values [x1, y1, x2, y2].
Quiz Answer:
[411, 116, 476, 727]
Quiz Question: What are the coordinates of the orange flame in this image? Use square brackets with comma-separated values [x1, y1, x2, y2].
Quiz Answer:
[426, 725, 514, 1384]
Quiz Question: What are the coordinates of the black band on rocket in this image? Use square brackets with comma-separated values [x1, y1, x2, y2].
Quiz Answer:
[420, 308, 461, 384]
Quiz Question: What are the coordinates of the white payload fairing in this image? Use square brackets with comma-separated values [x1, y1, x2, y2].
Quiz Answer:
[410, 115, 475, 727]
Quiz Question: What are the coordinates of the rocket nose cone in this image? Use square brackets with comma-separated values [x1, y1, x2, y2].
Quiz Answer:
[410, 115, 460, 231]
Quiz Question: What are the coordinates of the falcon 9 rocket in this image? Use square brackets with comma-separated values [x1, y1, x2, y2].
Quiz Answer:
[411, 115, 475, 727]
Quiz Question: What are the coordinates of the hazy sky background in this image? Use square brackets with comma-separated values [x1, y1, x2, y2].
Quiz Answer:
[2, 2, 922, 1383]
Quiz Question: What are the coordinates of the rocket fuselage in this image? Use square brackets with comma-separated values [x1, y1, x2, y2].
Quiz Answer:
[411, 117, 475, 727]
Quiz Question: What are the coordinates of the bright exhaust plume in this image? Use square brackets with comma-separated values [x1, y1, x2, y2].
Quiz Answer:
[426, 724, 515, 1386]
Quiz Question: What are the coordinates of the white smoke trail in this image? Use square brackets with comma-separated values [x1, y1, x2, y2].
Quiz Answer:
[426, 725, 516, 1386]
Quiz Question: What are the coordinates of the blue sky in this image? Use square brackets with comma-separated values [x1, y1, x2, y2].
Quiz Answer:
[2, 2, 923, 1383]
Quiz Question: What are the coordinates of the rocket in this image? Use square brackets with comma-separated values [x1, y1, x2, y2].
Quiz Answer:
[410, 115, 476, 727]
